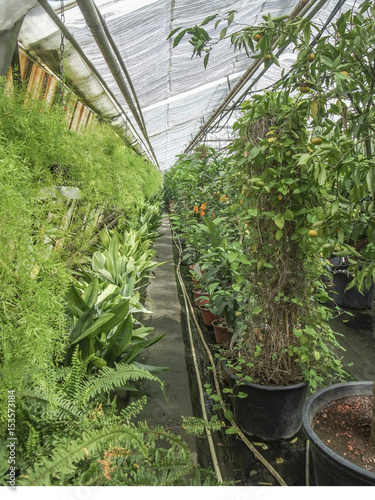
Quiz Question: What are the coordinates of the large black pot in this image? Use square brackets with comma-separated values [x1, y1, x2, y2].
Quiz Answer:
[329, 265, 374, 309]
[223, 363, 308, 442]
[302, 381, 375, 486]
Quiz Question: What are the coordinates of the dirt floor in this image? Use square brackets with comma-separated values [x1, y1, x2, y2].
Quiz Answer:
[132, 214, 375, 486]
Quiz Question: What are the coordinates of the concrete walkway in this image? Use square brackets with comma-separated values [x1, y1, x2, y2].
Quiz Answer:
[135, 215, 197, 453]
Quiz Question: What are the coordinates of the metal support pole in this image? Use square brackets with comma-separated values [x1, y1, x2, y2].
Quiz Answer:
[75, 0, 159, 166]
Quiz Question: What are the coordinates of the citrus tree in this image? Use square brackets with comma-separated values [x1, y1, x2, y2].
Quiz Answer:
[169, 0, 375, 436]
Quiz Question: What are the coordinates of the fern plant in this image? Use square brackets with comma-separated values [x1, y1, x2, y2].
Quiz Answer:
[18, 423, 220, 486]
[2, 352, 220, 487]
[0, 350, 164, 482]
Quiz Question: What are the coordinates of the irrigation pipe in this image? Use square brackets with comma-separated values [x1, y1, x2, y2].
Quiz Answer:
[173, 254, 224, 482]
[172, 230, 288, 486]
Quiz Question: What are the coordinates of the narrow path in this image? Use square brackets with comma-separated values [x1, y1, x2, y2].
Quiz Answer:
[135, 215, 197, 454]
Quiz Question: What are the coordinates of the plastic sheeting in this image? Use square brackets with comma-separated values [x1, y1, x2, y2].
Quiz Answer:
[1, 0, 356, 170]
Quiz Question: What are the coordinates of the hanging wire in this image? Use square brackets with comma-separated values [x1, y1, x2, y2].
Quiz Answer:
[59, 0, 65, 105]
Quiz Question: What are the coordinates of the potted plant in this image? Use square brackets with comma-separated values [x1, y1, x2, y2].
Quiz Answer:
[169, 18, 352, 442]
[217, 90, 349, 441]
[302, 381, 375, 485]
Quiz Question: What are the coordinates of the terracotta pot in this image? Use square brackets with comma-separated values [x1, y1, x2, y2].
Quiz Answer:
[198, 305, 218, 326]
[212, 319, 232, 344]
[192, 288, 209, 307]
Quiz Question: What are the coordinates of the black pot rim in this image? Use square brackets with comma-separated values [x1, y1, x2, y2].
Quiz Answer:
[302, 381, 375, 480]
[222, 361, 307, 391]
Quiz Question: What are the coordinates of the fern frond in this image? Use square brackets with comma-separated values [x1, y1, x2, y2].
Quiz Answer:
[26, 392, 86, 421]
[181, 416, 224, 436]
[62, 346, 92, 401]
[82, 363, 164, 401]
[120, 395, 147, 423]
[19, 425, 148, 486]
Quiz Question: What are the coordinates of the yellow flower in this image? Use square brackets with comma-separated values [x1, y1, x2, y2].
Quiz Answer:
[193, 205, 198, 214]
[267, 137, 277, 143]
[200, 202, 207, 210]
[200, 210, 205, 217]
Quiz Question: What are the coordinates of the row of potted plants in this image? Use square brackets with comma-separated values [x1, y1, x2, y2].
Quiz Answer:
[165, 0, 375, 485]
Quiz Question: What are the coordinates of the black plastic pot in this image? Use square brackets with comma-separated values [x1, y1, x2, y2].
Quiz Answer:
[329, 265, 374, 309]
[302, 381, 375, 486]
[223, 363, 308, 442]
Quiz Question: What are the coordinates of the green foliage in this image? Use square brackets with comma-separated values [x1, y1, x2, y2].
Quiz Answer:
[181, 416, 224, 436]
[168, 0, 375, 289]
[65, 219, 166, 368]
[19, 422, 220, 486]
[0, 83, 162, 425]
[167, 14, 357, 387]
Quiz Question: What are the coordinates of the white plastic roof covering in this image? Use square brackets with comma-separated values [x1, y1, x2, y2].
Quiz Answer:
[0, 0, 356, 170]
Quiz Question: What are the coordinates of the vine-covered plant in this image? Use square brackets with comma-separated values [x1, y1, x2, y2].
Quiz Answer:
[167, 10, 358, 388]
[225, 91, 347, 387]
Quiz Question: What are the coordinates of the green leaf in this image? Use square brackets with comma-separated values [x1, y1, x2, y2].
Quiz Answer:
[173, 28, 190, 48]
[366, 167, 375, 197]
[104, 315, 134, 365]
[318, 167, 327, 185]
[275, 229, 283, 241]
[71, 313, 115, 345]
[274, 214, 285, 230]
[224, 409, 233, 420]
[203, 52, 210, 69]
[225, 427, 238, 434]
[220, 27, 227, 40]
[331, 200, 339, 215]
[167, 27, 183, 40]
[66, 284, 89, 317]
[284, 209, 294, 221]
[320, 55, 333, 68]
[97, 268, 115, 283]
[247, 208, 258, 217]
[303, 21, 311, 45]
[208, 282, 220, 294]
[227, 11, 235, 26]
[82, 277, 99, 309]
[298, 153, 311, 165]
[200, 14, 218, 26]
[122, 335, 166, 365]
[237, 391, 248, 398]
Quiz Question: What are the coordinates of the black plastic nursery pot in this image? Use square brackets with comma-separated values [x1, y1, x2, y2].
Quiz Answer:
[223, 363, 308, 442]
[330, 265, 374, 309]
[302, 381, 375, 486]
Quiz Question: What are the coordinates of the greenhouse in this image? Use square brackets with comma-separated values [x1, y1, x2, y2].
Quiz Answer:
[1, 0, 375, 494]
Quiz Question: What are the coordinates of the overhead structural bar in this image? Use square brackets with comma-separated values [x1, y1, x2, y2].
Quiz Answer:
[184, 0, 329, 154]
[93, 3, 147, 135]
[75, 0, 159, 168]
[36, 0, 151, 159]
